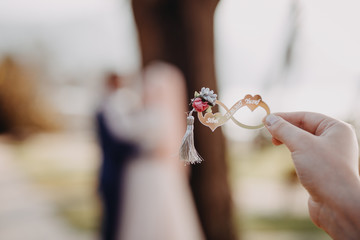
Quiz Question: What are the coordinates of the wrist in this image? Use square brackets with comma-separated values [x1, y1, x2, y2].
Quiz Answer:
[343, 178, 360, 225]
[329, 177, 360, 239]
[310, 173, 360, 239]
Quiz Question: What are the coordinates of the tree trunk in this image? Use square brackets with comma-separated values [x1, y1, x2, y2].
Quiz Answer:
[132, 1, 237, 239]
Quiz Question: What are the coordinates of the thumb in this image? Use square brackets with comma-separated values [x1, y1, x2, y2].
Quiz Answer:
[264, 114, 313, 152]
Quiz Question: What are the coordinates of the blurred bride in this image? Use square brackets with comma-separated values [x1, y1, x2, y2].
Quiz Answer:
[101, 62, 204, 240]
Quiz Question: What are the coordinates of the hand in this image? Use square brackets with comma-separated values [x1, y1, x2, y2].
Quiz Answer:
[264, 112, 360, 239]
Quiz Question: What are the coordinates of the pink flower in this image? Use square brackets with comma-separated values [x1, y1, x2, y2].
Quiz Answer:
[192, 97, 209, 112]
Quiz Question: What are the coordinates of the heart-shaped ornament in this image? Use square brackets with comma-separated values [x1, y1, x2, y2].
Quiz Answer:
[243, 94, 262, 111]
[180, 87, 271, 165]
[198, 112, 226, 132]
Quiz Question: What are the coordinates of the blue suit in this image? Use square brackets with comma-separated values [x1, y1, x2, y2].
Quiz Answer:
[96, 112, 139, 240]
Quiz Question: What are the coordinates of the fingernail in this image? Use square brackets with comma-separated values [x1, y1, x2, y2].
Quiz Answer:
[265, 114, 280, 126]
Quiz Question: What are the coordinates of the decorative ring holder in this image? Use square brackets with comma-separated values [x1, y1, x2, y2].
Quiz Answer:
[180, 88, 270, 165]
[198, 96, 270, 131]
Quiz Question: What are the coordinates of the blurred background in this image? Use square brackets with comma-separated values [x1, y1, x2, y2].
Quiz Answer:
[1, 0, 359, 239]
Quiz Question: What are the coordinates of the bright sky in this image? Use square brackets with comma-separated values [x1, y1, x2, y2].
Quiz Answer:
[0, 0, 140, 75]
[0, 0, 359, 140]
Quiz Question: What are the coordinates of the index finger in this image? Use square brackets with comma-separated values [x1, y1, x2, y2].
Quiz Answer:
[274, 112, 338, 136]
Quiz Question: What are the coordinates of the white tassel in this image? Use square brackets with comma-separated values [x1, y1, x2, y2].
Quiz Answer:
[179, 114, 203, 165]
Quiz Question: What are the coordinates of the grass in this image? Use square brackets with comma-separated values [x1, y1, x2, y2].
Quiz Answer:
[8, 131, 332, 239]
[10, 133, 101, 232]
[228, 139, 331, 239]
[242, 215, 320, 232]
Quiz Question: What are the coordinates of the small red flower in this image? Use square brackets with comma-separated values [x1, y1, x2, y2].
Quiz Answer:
[192, 97, 209, 112]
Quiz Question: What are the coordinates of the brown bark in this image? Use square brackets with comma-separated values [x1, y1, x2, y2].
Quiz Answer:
[132, 1, 237, 239]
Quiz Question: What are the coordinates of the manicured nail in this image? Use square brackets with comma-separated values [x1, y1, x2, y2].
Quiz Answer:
[265, 114, 280, 126]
